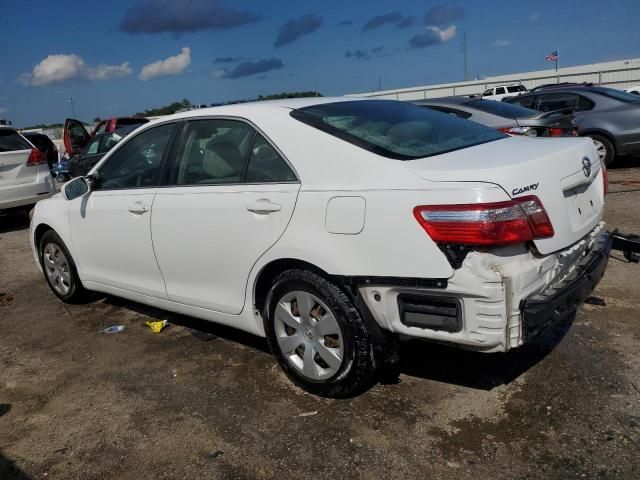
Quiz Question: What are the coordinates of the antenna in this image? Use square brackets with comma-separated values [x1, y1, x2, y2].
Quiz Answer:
[68, 97, 77, 118]
[460, 32, 468, 81]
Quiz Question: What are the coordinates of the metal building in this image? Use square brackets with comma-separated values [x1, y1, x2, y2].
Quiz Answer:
[349, 57, 640, 100]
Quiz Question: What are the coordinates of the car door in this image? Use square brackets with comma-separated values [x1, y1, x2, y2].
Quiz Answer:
[151, 118, 300, 314]
[68, 122, 178, 298]
[63, 118, 91, 156]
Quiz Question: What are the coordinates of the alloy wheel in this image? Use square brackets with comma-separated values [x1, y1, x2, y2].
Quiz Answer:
[43, 243, 72, 295]
[592, 139, 607, 163]
[273, 290, 344, 381]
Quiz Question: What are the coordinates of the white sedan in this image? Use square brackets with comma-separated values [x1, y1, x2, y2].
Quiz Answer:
[30, 98, 610, 397]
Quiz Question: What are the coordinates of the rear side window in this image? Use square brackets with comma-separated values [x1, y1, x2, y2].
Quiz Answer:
[537, 93, 580, 112]
[246, 134, 297, 183]
[506, 95, 535, 108]
[495, 87, 506, 95]
[467, 100, 538, 118]
[424, 106, 472, 119]
[506, 86, 526, 93]
[290, 100, 505, 160]
[0, 129, 31, 152]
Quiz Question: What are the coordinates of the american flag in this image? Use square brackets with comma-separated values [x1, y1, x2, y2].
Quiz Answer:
[546, 50, 559, 61]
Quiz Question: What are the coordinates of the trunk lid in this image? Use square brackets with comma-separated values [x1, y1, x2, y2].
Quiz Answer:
[407, 136, 604, 254]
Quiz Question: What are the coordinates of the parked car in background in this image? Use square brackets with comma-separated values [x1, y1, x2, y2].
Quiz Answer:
[91, 116, 148, 136]
[480, 85, 527, 101]
[67, 125, 138, 178]
[413, 96, 576, 137]
[527, 82, 594, 94]
[22, 132, 59, 171]
[31, 98, 608, 397]
[505, 86, 640, 165]
[0, 126, 54, 214]
[626, 85, 640, 95]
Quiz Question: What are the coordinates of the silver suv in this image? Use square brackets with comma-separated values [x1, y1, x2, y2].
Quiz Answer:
[0, 126, 55, 214]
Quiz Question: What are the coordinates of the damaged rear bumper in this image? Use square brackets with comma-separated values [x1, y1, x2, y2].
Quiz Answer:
[521, 230, 612, 341]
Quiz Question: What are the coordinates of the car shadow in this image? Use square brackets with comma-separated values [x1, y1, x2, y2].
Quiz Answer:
[0, 212, 30, 234]
[102, 295, 573, 392]
[0, 404, 33, 480]
[102, 295, 271, 354]
[397, 313, 576, 390]
[610, 153, 640, 170]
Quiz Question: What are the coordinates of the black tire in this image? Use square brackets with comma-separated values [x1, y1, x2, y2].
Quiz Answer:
[587, 134, 615, 166]
[39, 230, 90, 303]
[264, 269, 378, 398]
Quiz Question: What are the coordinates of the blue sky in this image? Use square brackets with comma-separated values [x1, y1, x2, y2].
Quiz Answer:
[1, 0, 639, 127]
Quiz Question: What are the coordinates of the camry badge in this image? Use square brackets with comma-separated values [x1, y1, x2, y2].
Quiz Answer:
[582, 157, 592, 177]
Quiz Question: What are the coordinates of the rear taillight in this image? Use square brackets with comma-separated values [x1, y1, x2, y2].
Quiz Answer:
[498, 126, 537, 137]
[26, 148, 47, 166]
[549, 128, 564, 137]
[414, 196, 554, 246]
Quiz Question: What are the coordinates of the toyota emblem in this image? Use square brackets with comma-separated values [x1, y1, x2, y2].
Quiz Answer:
[582, 157, 592, 177]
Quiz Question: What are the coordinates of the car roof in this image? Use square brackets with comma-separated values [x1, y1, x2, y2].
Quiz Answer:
[152, 97, 364, 124]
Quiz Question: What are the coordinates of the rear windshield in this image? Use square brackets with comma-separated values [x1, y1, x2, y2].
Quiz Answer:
[0, 129, 31, 152]
[116, 118, 149, 128]
[24, 133, 54, 151]
[593, 87, 640, 103]
[466, 100, 538, 119]
[290, 100, 505, 160]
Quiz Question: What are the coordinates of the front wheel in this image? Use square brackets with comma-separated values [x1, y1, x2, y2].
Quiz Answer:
[264, 269, 378, 398]
[39, 230, 89, 303]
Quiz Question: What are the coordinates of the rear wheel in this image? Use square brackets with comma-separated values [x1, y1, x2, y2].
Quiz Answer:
[264, 269, 378, 398]
[39, 230, 89, 303]
[588, 134, 614, 166]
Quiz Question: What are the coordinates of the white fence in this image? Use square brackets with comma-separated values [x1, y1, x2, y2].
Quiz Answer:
[349, 58, 640, 100]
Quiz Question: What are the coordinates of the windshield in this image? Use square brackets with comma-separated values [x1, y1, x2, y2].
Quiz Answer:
[466, 100, 539, 119]
[290, 100, 505, 160]
[593, 87, 640, 103]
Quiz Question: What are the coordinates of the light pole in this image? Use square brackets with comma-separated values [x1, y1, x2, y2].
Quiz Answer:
[461, 32, 468, 82]
[68, 97, 77, 118]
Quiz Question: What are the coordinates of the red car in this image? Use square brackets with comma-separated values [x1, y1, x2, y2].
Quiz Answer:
[63, 117, 149, 156]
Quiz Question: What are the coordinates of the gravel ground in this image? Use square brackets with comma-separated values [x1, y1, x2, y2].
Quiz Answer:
[1, 157, 639, 480]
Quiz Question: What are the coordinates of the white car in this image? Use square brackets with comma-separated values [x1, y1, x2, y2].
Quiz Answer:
[626, 86, 640, 95]
[481, 85, 528, 101]
[1, 126, 55, 213]
[30, 98, 610, 397]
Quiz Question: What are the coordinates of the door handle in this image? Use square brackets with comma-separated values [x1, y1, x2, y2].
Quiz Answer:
[246, 201, 281, 214]
[128, 202, 149, 214]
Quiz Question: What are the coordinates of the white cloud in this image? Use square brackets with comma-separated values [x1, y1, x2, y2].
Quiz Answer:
[529, 13, 540, 23]
[139, 47, 191, 81]
[20, 54, 131, 86]
[427, 25, 457, 42]
[493, 39, 511, 48]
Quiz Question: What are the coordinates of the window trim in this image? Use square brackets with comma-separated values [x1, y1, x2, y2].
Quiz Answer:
[165, 115, 300, 188]
[92, 121, 180, 192]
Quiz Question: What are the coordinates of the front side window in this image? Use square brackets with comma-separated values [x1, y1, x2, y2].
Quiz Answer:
[482, 89, 494, 96]
[96, 123, 175, 190]
[246, 134, 297, 183]
[94, 122, 107, 135]
[291, 100, 505, 160]
[173, 119, 254, 185]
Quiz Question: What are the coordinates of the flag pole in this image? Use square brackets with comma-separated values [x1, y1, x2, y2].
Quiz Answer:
[556, 49, 559, 72]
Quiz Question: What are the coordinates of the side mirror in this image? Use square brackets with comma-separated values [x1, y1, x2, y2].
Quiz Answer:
[62, 176, 90, 201]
